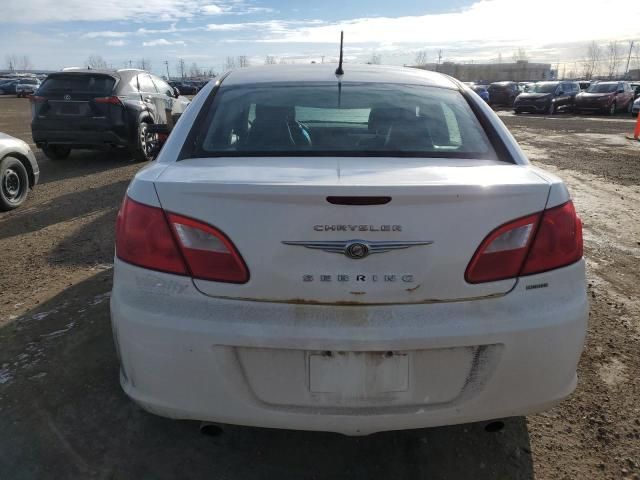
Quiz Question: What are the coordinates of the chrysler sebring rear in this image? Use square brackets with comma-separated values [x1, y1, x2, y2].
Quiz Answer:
[110, 65, 587, 435]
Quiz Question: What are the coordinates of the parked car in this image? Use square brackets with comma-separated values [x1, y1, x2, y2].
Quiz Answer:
[0, 132, 39, 210]
[464, 82, 490, 103]
[487, 81, 520, 107]
[0, 79, 21, 95]
[577, 81, 591, 91]
[16, 78, 41, 98]
[630, 83, 640, 99]
[111, 64, 587, 435]
[574, 81, 635, 115]
[514, 81, 580, 114]
[31, 69, 190, 161]
[518, 82, 537, 93]
[169, 81, 199, 95]
[631, 96, 640, 117]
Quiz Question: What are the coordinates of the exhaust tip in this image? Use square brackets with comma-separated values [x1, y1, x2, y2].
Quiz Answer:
[199, 422, 223, 437]
[484, 420, 505, 433]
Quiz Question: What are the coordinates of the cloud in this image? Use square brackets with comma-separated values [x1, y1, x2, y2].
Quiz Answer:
[106, 40, 127, 46]
[259, 0, 640, 45]
[84, 31, 129, 39]
[0, 0, 269, 23]
[201, 4, 224, 14]
[142, 38, 186, 47]
[206, 20, 322, 33]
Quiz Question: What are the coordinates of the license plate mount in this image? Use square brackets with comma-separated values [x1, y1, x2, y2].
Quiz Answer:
[309, 351, 409, 395]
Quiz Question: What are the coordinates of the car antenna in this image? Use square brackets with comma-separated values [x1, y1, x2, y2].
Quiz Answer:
[335, 31, 344, 76]
[336, 31, 344, 108]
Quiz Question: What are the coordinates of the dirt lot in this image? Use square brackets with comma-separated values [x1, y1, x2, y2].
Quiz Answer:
[1, 96, 639, 479]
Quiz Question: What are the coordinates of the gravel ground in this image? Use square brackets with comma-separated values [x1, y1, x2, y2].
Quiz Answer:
[1, 97, 639, 479]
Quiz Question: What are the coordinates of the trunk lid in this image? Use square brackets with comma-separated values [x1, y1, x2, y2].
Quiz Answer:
[154, 157, 551, 304]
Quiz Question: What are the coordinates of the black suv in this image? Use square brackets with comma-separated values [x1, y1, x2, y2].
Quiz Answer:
[31, 69, 189, 161]
[487, 81, 521, 107]
[514, 81, 580, 114]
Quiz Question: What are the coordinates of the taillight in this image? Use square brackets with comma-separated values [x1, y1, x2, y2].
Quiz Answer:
[94, 96, 122, 105]
[167, 213, 249, 283]
[465, 201, 582, 284]
[116, 197, 187, 276]
[116, 196, 249, 283]
[521, 201, 583, 275]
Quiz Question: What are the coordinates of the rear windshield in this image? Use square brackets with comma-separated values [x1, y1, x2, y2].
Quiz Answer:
[188, 82, 497, 159]
[586, 83, 617, 93]
[39, 74, 115, 96]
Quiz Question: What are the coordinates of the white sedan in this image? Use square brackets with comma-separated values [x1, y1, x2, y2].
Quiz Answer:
[0, 132, 39, 210]
[111, 64, 587, 435]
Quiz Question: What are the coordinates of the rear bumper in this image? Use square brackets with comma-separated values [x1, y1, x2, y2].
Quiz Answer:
[514, 102, 549, 112]
[32, 125, 129, 149]
[110, 259, 588, 435]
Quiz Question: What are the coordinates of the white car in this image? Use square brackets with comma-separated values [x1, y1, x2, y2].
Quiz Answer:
[111, 64, 588, 435]
[15, 78, 41, 98]
[0, 132, 39, 210]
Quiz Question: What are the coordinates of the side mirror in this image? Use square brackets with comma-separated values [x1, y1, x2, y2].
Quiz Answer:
[617, 89, 624, 94]
[172, 87, 180, 98]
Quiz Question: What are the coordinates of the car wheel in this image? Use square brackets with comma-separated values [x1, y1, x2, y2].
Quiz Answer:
[609, 102, 616, 115]
[130, 121, 156, 162]
[547, 102, 555, 115]
[42, 145, 71, 160]
[0, 156, 29, 211]
[514, 108, 521, 114]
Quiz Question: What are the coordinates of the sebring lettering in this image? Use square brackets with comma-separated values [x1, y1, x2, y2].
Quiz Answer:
[313, 225, 402, 232]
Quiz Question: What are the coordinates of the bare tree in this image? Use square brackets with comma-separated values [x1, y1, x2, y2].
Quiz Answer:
[177, 58, 186, 78]
[5, 54, 18, 71]
[414, 50, 428, 66]
[606, 41, 621, 79]
[189, 62, 201, 78]
[368, 53, 381, 65]
[583, 41, 601, 79]
[6, 54, 33, 71]
[512, 48, 528, 62]
[137, 58, 152, 71]
[264, 55, 277, 65]
[279, 58, 288, 65]
[87, 55, 108, 69]
[237, 56, 250, 68]
[225, 56, 236, 70]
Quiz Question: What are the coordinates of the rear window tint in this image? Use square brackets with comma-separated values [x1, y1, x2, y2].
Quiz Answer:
[39, 75, 115, 95]
[189, 82, 497, 159]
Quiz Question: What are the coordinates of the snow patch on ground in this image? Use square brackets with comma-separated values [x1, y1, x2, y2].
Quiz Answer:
[0, 366, 13, 385]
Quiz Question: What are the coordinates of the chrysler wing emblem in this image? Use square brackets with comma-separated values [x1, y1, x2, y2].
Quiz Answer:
[64, 94, 71, 100]
[282, 239, 433, 260]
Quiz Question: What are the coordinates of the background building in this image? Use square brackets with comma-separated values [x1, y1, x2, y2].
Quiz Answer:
[411, 60, 553, 82]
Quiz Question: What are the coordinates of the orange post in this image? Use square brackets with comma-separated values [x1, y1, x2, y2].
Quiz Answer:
[635, 113, 640, 140]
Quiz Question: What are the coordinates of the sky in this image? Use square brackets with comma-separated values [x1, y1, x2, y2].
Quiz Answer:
[1, 0, 639, 76]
